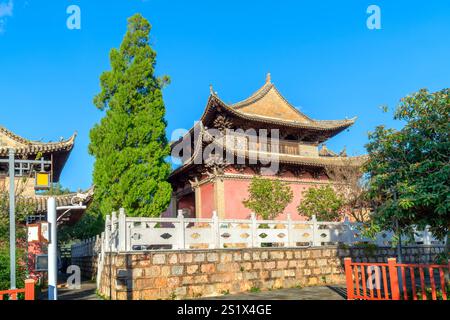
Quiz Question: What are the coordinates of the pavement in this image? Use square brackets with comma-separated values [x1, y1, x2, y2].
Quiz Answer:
[42, 282, 345, 300]
[201, 285, 347, 300]
[39, 280, 100, 300]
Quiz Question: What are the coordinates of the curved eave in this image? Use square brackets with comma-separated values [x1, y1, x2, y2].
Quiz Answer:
[203, 94, 356, 132]
[0, 132, 77, 157]
[169, 127, 367, 180]
[19, 186, 94, 225]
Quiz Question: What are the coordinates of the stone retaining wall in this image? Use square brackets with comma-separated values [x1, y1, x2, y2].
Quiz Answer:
[72, 255, 98, 280]
[97, 245, 444, 300]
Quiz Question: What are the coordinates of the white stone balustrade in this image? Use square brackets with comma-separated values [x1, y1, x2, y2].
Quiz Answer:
[75, 209, 445, 254]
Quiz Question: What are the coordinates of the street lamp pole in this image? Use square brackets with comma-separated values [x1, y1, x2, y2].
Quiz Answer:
[47, 197, 57, 300]
[8, 148, 16, 290]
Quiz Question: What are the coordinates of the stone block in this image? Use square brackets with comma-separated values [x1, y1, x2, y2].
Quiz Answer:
[271, 270, 284, 278]
[167, 277, 180, 288]
[187, 264, 199, 275]
[220, 253, 233, 263]
[152, 254, 166, 265]
[207, 253, 219, 262]
[145, 266, 161, 277]
[179, 254, 193, 264]
[260, 251, 269, 260]
[168, 254, 178, 264]
[263, 261, 276, 269]
[194, 275, 209, 284]
[161, 266, 171, 277]
[201, 263, 216, 273]
[269, 251, 284, 260]
[172, 265, 184, 276]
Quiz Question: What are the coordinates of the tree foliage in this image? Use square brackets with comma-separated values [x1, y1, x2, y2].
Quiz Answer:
[243, 177, 293, 220]
[365, 88, 450, 240]
[297, 185, 343, 221]
[326, 163, 371, 222]
[0, 171, 37, 290]
[89, 14, 172, 217]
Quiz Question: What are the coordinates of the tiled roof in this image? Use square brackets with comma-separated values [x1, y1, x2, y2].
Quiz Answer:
[18, 187, 94, 215]
[202, 75, 356, 131]
[319, 144, 339, 157]
[0, 126, 76, 156]
[169, 123, 366, 178]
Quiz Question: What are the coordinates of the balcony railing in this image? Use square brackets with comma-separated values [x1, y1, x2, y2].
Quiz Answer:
[224, 134, 313, 156]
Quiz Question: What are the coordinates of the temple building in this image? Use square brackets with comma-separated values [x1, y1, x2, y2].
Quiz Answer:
[0, 125, 93, 278]
[0, 126, 93, 225]
[169, 74, 366, 220]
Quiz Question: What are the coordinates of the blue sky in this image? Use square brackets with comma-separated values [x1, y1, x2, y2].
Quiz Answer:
[1, 0, 450, 191]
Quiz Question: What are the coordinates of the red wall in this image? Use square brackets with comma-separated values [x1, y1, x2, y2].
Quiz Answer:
[200, 182, 214, 218]
[223, 178, 324, 221]
[178, 193, 196, 218]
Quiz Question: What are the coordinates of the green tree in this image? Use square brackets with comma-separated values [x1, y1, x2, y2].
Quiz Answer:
[58, 203, 104, 244]
[297, 185, 343, 221]
[365, 88, 450, 243]
[243, 177, 293, 220]
[0, 177, 36, 290]
[89, 14, 172, 217]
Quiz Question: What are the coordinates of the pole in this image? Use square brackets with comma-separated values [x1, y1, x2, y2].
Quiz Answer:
[393, 191, 403, 296]
[47, 197, 58, 300]
[393, 191, 402, 263]
[8, 149, 16, 290]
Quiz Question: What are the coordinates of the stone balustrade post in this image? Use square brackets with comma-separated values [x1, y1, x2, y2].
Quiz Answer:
[177, 210, 186, 250]
[287, 213, 294, 247]
[311, 215, 320, 247]
[111, 211, 117, 252]
[251, 212, 257, 248]
[104, 215, 111, 252]
[212, 211, 220, 249]
[118, 208, 127, 252]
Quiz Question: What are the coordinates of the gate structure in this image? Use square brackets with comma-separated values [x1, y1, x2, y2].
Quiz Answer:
[0, 279, 35, 300]
[344, 258, 449, 300]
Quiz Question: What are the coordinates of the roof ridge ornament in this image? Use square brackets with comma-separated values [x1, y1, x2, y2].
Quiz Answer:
[209, 84, 218, 96]
[266, 72, 271, 84]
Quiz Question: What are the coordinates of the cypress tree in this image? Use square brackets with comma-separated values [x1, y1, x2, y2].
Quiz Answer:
[89, 14, 172, 217]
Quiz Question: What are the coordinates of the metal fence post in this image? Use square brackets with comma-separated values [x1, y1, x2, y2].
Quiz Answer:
[177, 210, 186, 249]
[24, 279, 35, 301]
[344, 258, 354, 300]
[8, 149, 16, 290]
[388, 258, 400, 300]
[212, 211, 220, 249]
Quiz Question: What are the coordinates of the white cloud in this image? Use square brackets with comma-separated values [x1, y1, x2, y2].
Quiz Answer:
[0, 0, 14, 34]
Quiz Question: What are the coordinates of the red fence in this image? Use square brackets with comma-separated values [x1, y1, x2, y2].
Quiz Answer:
[344, 257, 449, 300]
[0, 279, 35, 301]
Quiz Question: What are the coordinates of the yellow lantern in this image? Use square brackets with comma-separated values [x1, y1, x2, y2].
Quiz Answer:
[35, 172, 51, 190]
